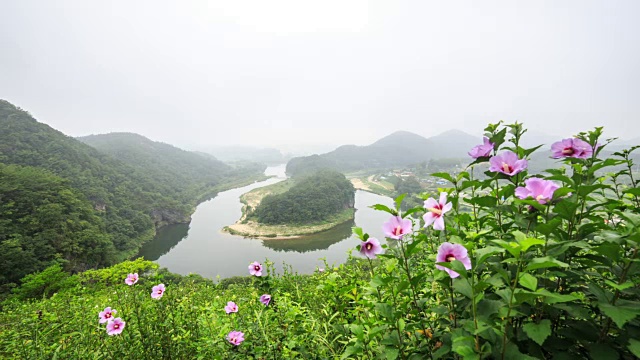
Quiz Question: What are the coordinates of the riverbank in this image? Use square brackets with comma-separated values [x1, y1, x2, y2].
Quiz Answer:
[125, 172, 272, 261]
[349, 175, 395, 197]
[224, 179, 355, 239]
[224, 208, 355, 239]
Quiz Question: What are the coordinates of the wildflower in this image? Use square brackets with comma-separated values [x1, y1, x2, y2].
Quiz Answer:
[436, 242, 472, 278]
[468, 137, 494, 158]
[382, 216, 412, 240]
[489, 151, 528, 176]
[248, 261, 263, 276]
[98, 307, 116, 324]
[125, 273, 138, 286]
[227, 331, 245, 346]
[515, 178, 559, 204]
[224, 301, 238, 314]
[151, 284, 165, 299]
[260, 294, 271, 306]
[423, 192, 452, 231]
[106, 318, 126, 335]
[359, 237, 383, 259]
[551, 138, 593, 159]
[317, 268, 325, 273]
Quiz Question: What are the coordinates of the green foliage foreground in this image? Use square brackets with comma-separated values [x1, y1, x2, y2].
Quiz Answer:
[1, 122, 640, 359]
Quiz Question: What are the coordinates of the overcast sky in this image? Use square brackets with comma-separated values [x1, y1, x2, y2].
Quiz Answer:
[1, 1, 639, 150]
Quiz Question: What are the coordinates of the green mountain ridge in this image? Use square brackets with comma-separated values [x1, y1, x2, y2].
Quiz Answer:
[0, 100, 263, 292]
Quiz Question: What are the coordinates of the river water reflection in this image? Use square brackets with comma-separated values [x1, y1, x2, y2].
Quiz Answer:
[136, 164, 393, 279]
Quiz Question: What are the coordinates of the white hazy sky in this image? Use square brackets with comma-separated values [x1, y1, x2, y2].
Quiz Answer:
[1, 1, 639, 149]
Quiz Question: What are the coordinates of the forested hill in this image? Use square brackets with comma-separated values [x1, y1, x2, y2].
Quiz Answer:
[0, 100, 263, 292]
[252, 170, 355, 225]
[286, 130, 478, 176]
[78, 132, 231, 203]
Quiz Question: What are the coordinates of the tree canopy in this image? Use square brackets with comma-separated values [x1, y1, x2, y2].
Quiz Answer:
[252, 170, 355, 225]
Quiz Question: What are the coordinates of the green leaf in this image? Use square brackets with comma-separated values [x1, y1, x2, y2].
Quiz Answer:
[588, 343, 619, 360]
[518, 238, 545, 252]
[623, 187, 640, 197]
[453, 278, 473, 299]
[466, 195, 497, 207]
[370, 204, 397, 215]
[375, 303, 395, 320]
[431, 172, 456, 184]
[535, 289, 580, 304]
[394, 193, 406, 210]
[452, 345, 479, 360]
[522, 319, 551, 346]
[524, 257, 569, 271]
[599, 302, 640, 328]
[628, 339, 640, 358]
[492, 239, 521, 258]
[474, 246, 504, 266]
[384, 347, 399, 360]
[518, 273, 538, 291]
[604, 280, 634, 291]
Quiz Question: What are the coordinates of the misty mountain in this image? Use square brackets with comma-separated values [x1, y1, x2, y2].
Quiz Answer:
[78, 132, 231, 197]
[199, 146, 287, 164]
[286, 129, 480, 176]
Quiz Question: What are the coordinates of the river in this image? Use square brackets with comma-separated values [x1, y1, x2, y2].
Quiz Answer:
[136, 164, 393, 279]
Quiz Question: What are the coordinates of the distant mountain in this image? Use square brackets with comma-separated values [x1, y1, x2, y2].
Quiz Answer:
[200, 146, 287, 164]
[286, 129, 480, 176]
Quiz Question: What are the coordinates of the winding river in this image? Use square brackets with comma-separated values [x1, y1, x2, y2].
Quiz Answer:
[136, 164, 393, 279]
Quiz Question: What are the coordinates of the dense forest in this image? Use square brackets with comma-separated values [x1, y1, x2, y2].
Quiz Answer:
[78, 132, 264, 208]
[252, 170, 355, 225]
[0, 100, 263, 293]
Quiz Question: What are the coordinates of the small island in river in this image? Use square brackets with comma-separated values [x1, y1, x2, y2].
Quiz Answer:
[224, 170, 355, 239]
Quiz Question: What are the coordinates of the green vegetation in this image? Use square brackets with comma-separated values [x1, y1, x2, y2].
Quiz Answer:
[252, 170, 354, 225]
[1, 123, 640, 359]
[0, 100, 264, 294]
[78, 132, 231, 207]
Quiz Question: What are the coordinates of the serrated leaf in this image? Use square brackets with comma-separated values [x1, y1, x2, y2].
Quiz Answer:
[519, 273, 538, 291]
[523, 319, 551, 346]
[599, 302, 640, 328]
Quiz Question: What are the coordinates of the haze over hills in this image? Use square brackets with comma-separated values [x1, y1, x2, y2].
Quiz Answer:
[193, 145, 287, 165]
[79, 133, 231, 200]
[286, 129, 481, 176]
